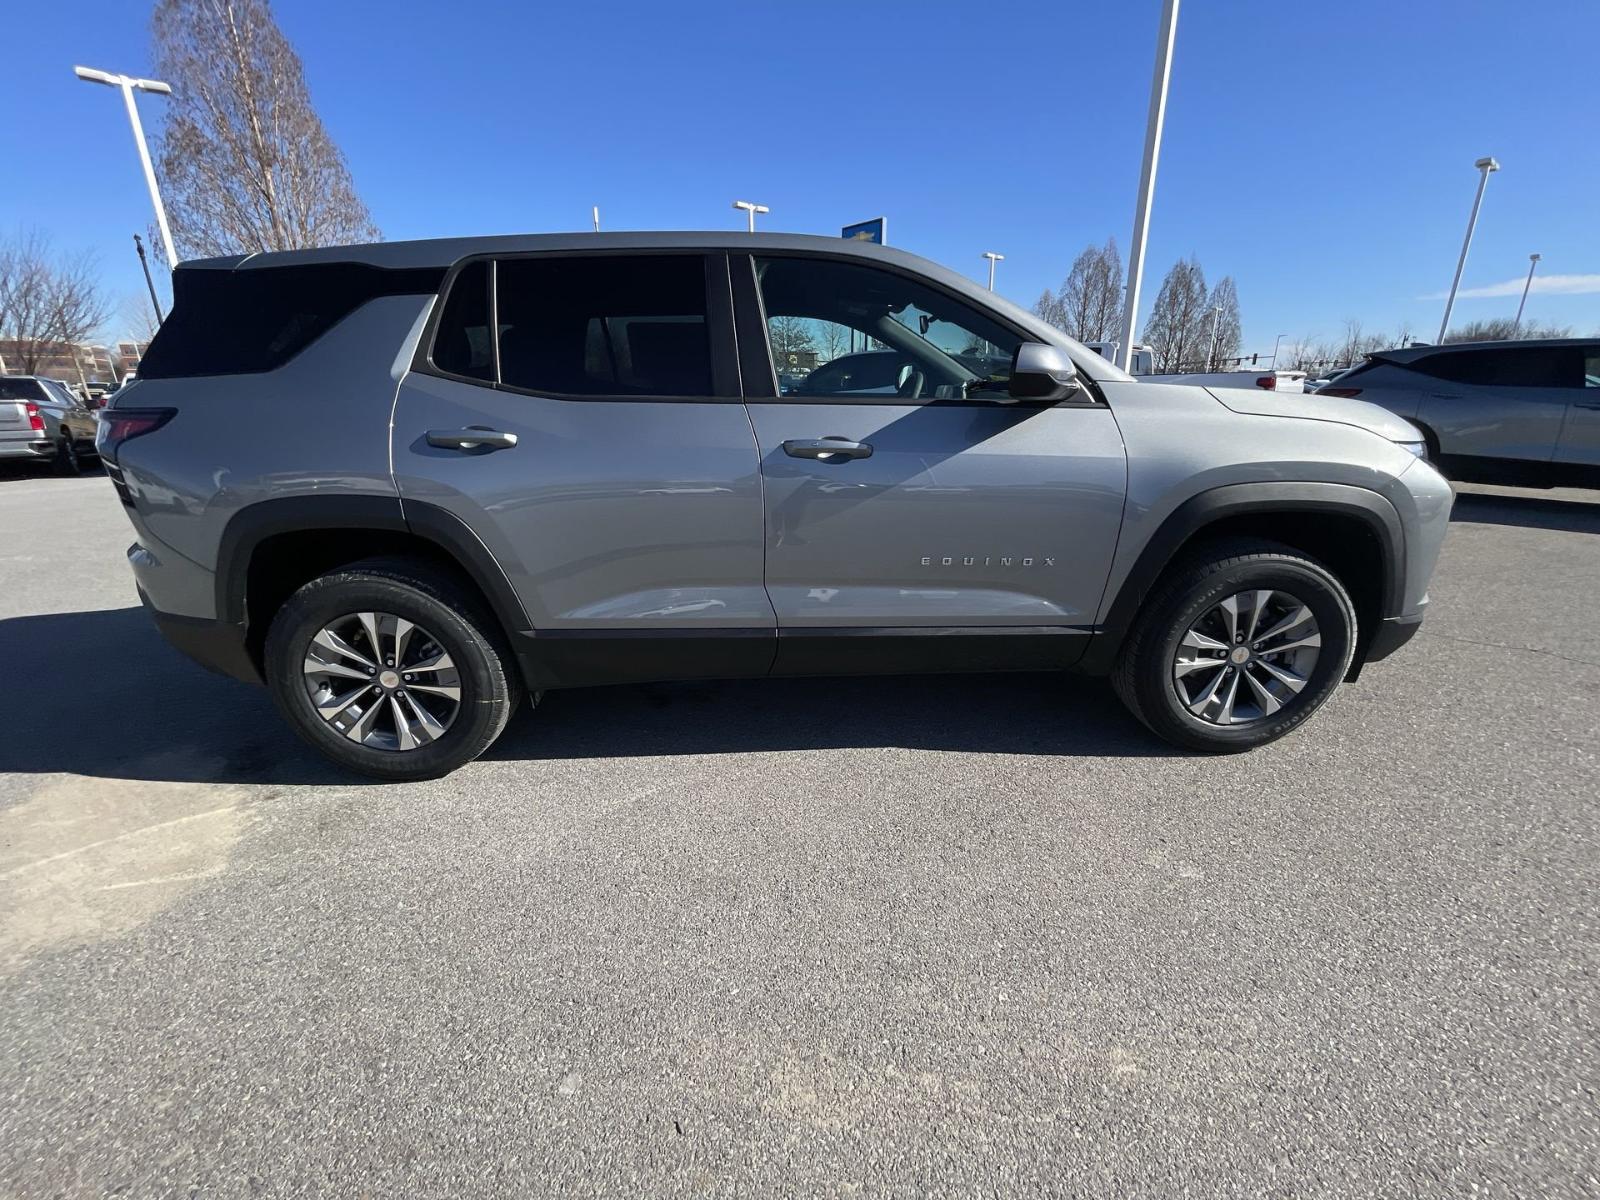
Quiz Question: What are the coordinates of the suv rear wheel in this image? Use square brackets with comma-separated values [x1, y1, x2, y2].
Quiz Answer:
[264, 557, 526, 780]
[1112, 540, 1357, 752]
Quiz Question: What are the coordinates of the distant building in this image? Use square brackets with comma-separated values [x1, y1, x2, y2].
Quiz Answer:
[0, 338, 149, 385]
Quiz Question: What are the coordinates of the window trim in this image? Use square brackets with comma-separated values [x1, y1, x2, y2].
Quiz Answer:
[411, 248, 741, 403]
[729, 250, 1104, 409]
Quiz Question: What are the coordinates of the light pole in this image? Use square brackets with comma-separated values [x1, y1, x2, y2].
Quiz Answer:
[592, 205, 601, 232]
[134, 234, 165, 324]
[1270, 332, 1287, 368]
[1115, 0, 1180, 373]
[1512, 252, 1540, 334]
[1437, 155, 1500, 343]
[1208, 305, 1223, 370]
[732, 200, 769, 233]
[75, 66, 178, 271]
[982, 251, 1004, 291]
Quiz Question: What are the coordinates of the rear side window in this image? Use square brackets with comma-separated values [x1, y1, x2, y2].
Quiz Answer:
[431, 261, 493, 381]
[1412, 346, 1579, 388]
[493, 255, 712, 397]
[0, 379, 46, 402]
[138, 263, 444, 379]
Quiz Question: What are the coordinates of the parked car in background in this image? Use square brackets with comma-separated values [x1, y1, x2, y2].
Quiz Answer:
[1318, 339, 1600, 487]
[103, 232, 1450, 779]
[1082, 341, 1306, 392]
[0, 376, 100, 473]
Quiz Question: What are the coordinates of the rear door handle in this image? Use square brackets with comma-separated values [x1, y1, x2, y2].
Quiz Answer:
[426, 426, 518, 451]
[782, 437, 873, 461]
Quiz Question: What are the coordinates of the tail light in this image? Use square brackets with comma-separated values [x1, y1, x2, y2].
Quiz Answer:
[24, 402, 45, 432]
[96, 407, 174, 461]
[1254, 375, 1277, 390]
[1319, 387, 1364, 398]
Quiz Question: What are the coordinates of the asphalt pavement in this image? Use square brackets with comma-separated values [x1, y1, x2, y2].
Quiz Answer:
[0, 466, 1596, 1197]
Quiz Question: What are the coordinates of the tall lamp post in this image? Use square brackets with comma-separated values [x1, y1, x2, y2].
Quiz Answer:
[1512, 252, 1540, 334]
[1270, 332, 1287, 368]
[1437, 155, 1499, 343]
[982, 251, 1004, 291]
[732, 200, 769, 233]
[1115, 0, 1181, 373]
[133, 234, 165, 324]
[74, 66, 178, 271]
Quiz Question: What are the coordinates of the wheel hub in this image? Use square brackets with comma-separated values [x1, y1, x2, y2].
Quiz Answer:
[301, 611, 461, 752]
[1172, 588, 1323, 726]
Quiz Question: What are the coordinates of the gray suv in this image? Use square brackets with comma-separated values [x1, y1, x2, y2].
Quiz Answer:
[100, 233, 1452, 779]
[1318, 339, 1600, 488]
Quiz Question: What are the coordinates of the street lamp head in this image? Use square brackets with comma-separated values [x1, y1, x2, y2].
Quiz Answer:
[731, 200, 769, 214]
[982, 252, 1004, 262]
[1474, 156, 1500, 172]
[1529, 252, 1541, 263]
[74, 65, 172, 94]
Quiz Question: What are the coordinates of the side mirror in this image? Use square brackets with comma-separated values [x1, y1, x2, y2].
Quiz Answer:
[1009, 342, 1082, 401]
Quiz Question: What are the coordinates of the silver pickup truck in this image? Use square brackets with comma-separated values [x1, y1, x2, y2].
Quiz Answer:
[0, 376, 100, 474]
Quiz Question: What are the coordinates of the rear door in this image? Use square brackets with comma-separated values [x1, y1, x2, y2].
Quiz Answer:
[1553, 345, 1600, 470]
[735, 252, 1126, 672]
[1413, 346, 1570, 464]
[391, 251, 772, 686]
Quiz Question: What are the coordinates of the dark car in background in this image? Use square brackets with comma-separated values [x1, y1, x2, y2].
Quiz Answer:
[1320, 339, 1600, 487]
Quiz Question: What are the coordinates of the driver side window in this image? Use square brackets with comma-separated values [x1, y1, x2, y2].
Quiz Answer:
[754, 256, 1021, 402]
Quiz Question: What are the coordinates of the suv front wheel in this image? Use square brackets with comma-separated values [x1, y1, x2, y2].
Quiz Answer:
[264, 558, 526, 780]
[1112, 540, 1357, 752]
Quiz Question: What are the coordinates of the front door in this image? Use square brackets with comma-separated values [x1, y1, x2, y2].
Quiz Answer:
[1554, 345, 1600, 471]
[392, 252, 772, 686]
[1416, 345, 1573, 465]
[736, 253, 1126, 672]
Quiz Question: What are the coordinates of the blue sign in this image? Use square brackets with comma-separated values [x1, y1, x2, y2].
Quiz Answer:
[841, 217, 887, 245]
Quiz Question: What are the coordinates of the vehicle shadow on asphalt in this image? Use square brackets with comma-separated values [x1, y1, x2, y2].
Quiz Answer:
[0, 607, 1172, 784]
[1450, 490, 1600, 534]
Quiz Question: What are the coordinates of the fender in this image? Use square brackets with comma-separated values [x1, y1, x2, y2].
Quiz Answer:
[214, 494, 533, 642]
[1077, 481, 1405, 674]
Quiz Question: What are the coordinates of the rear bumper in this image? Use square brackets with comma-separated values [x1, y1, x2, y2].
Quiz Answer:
[137, 586, 260, 684]
[0, 437, 54, 459]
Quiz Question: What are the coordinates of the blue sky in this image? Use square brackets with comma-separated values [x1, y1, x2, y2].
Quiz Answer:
[8, 0, 1598, 353]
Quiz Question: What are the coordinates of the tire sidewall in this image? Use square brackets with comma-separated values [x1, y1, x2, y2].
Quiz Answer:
[1142, 557, 1355, 750]
[265, 574, 510, 780]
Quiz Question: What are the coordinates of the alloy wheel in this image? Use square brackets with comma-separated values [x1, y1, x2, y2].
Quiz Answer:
[1172, 589, 1322, 726]
[302, 611, 462, 751]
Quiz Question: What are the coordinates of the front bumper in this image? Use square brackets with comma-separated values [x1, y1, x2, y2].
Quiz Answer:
[1363, 611, 1424, 663]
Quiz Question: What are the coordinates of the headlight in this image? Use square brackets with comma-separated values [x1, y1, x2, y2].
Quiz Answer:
[1396, 440, 1427, 459]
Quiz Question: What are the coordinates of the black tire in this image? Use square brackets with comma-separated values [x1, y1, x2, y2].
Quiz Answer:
[1111, 539, 1357, 753]
[264, 556, 526, 781]
[53, 436, 81, 476]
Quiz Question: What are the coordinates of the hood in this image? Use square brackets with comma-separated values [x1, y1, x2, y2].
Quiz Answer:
[1206, 386, 1422, 442]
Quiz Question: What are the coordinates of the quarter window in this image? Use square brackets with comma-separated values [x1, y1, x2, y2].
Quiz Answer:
[493, 255, 712, 397]
[754, 256, 1022, 401]
[1415, 346, 1578, 388]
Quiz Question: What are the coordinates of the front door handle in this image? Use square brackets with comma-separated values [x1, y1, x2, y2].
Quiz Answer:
[426, 426, 519, 451]
[782, 436, 873, 462]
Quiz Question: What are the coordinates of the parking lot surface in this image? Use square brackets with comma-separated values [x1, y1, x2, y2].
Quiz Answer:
[1, 467, 1596, 1197]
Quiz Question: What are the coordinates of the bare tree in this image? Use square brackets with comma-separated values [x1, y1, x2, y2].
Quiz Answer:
[151, 0, 380, 260]
[814, 319, 851, 363]
[1059, 239, 1124, 342]
[1444, 316, 1572, 343]
[768, 316, 816, 359]
[1032, 288, 1063, 329]
[0, 230, 110, 374]
[1142, 256, 1209, 372]
[1205, 276, 1242, 369]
